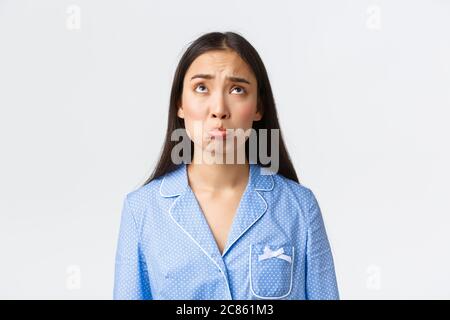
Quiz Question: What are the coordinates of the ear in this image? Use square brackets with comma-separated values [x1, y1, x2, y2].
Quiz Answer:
[254, 102, 263, 121]
[177, 102, 185, 119]
[253, 111, 262, 121]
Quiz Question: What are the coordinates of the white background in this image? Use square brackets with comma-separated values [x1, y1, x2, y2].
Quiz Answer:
[1, 0, 449, 299]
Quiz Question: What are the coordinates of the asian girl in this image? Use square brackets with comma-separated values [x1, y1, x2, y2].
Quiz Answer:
[113, 31, 339, 300]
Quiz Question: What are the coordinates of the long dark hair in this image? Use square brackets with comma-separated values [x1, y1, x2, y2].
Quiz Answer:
[142, 31, 299, 186]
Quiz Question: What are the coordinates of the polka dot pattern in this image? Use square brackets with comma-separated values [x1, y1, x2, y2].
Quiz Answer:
[113, 163, 339, 300]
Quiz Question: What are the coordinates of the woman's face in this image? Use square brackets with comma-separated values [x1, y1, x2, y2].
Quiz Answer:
[177, 49, 262, 162]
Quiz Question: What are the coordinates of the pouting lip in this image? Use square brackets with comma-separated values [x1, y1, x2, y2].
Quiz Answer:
[208, 127, 230, 139]
[209, 126, 226, 131]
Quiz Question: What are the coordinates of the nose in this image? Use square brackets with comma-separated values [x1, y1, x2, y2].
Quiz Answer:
[210, 93, 230, 120]
[212, 110, 229, 120]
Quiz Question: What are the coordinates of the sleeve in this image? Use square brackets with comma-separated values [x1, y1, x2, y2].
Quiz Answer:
[305, 189, 340, 300]
[113, 196, 152, 300]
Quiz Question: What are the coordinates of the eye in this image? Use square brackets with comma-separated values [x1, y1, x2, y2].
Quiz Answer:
[194, 84, 208, 93]
[231, 86, 246, 95]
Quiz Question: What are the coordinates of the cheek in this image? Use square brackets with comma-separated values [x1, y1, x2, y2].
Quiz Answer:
[234, 102, 257, 125]
[182, 93, 209, 121]
[183, 104, 208, 138]
[184, 106, 207, 121]
[180, 95, 209, 144]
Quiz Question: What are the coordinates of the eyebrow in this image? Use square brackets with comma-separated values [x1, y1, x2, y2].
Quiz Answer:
[190, 74, 251, 85]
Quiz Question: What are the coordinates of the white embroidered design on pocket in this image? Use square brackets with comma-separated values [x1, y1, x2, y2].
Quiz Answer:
[258, 246, 292, 263]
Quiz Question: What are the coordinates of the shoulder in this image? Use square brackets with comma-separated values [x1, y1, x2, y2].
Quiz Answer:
[272, 172, 321, 221]
[122, 176, 164, 222]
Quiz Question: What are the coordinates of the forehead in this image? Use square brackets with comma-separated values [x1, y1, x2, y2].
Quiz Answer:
[185, 50, 256, 81]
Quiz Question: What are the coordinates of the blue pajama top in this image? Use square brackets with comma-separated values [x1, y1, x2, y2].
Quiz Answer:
[113, 163, 339, 300]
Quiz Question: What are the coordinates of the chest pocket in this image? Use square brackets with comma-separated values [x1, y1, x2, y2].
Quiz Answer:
[249, 243, 295, 299]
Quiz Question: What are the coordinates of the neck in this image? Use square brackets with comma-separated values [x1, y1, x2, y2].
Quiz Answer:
[187, 150, 250, 192]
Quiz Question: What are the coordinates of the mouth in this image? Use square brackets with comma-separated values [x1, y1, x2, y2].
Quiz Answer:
[208, 128, 228, 139]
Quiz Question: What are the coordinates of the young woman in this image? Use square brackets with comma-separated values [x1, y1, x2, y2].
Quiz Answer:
[113, 32, 339, 300]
